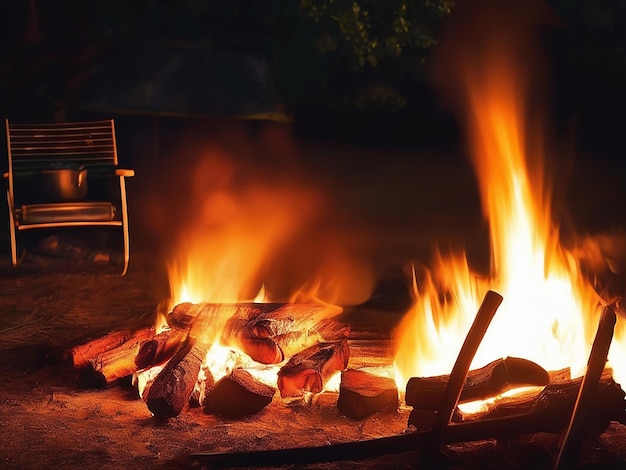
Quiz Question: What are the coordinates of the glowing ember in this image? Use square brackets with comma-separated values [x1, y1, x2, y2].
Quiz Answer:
[394, 4, 624, 390]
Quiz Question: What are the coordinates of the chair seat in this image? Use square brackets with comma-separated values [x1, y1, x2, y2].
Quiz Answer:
[19, 202, 116, 226]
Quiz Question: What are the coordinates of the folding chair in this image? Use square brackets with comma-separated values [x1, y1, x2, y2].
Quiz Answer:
[4, 119, 134, 274]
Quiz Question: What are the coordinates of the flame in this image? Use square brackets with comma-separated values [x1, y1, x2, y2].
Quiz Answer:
[163, 146, 375, 310]
[166, 151, 320, 307]
[394, 2, 624, 390]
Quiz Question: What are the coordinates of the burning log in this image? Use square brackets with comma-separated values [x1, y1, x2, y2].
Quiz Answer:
[143, 336, 206, 418]
[135, 328, 187, 370]
[447, 372, 624, 424]
[246, 303, 347, 358]
[70, 329, 135, 368]
[222, 302, 347, 364]
[86, 327, 155, 387]
[336, 369, 398, 419]
[405, 356, 550, 409]
[277, 339, 350, 398]
[143, 303, 224, 418]
[167, 301, 348, 365]
[204, 368, 276, 417]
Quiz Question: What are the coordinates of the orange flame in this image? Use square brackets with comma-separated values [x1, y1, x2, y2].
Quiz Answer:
[166, 150, 321, 307]
[394, 2, 623, 390]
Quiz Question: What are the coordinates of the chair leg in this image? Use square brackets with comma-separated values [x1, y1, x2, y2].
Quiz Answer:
[119, 175, 130, 276]
[6, 191, 19, 267]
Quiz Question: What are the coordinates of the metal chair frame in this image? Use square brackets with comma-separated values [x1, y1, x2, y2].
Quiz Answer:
[4, 119, 134, 274]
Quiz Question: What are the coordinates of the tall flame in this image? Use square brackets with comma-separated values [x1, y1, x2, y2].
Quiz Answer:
[394, 1, 623, 388]
[165, 148, 320, 308]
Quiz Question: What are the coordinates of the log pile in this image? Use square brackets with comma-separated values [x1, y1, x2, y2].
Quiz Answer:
[70, 301, 352, 418]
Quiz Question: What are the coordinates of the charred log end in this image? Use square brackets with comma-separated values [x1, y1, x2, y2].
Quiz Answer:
[145, 363, 197, 418]
[204, 368, 276, 417]
[237, 336, 284, 364]
[277, 370, 323, 398]
[337, 369, 398, 420]
[277, 340, 350, 398]
[166, 302, 196, 330]
[135, 340, 158, 370]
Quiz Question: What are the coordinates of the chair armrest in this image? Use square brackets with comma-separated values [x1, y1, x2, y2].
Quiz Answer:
[115, 169, 135, 177]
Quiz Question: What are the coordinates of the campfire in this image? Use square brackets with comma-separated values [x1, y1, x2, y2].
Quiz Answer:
[66, 2, 626, 468]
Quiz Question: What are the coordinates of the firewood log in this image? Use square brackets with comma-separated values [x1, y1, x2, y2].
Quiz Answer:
[408, 372, 626, 431]
[143, 303, 227, 417]
[71, 329, 134, 368]
[204, 368, 276, 417]
[405, 356, 550, 409]
[86, 327, 155, 387]
[166, 302, 265, 331]
[337, 369, 398, 419]
[277, 339, 350, 398]
[143, 336, 207, 418]
[135, 328, 187, 370]
[167, 301, 347, 365]
[228, 303, 347, 364]
[249, 303, 343, 338]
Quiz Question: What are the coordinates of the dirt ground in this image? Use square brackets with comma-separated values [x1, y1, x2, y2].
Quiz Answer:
[1, 139, 626, 469]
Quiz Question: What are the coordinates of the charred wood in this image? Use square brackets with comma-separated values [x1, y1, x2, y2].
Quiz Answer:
[277, 339, 350, 398]
[144, 302, 226, 417]
[409, 372, 626, 430]
[135, 328, 187, 370]
[405, 356, 550, 409]
[204, 368, 276, 417]
[85, 327, 155, 387]
[70, 329, 134, 368]
[336, 369, 398, 419]
[167, 302, 347, 365]
[143, 336, 208, 418]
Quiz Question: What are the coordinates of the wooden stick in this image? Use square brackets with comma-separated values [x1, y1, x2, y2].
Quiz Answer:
[432, 290, 503, 434]
[554, 305, 617, 470]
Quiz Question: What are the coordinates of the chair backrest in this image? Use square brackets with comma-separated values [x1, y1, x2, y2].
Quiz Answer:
[6, 119, 119, 173]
